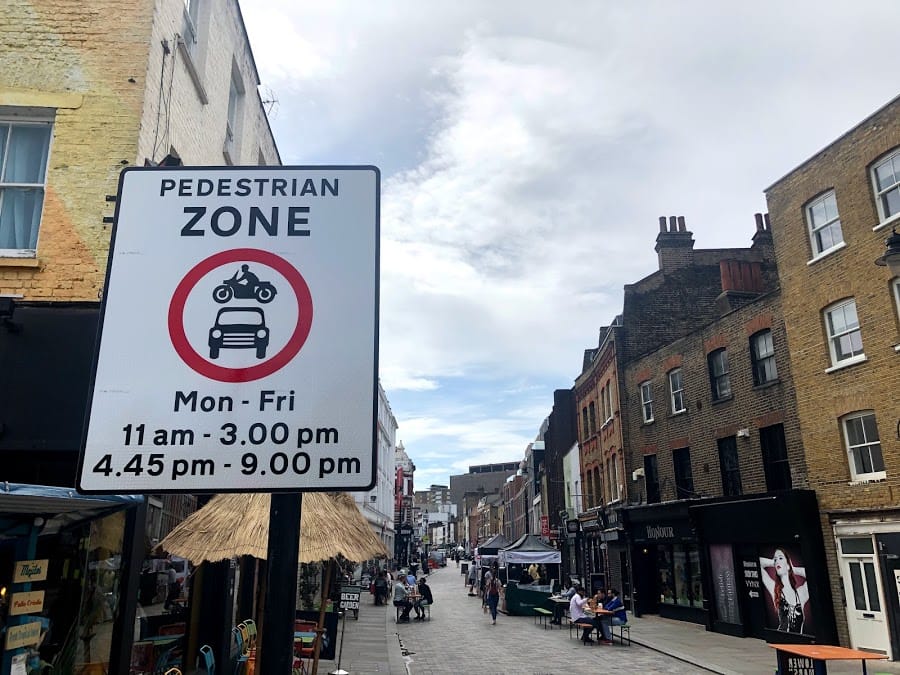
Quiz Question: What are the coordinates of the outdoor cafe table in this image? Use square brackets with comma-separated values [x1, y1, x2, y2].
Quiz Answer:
[769, 643, 888, 674]
[583, 607, 614, 640]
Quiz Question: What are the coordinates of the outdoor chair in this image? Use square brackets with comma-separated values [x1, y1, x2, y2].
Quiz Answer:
[242, 618, 258, 650]
[198, 645, 215, 675]
[232, 626, 249, 673]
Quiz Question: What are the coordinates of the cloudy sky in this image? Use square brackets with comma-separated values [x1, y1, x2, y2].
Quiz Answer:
[240, 0, 900, 488]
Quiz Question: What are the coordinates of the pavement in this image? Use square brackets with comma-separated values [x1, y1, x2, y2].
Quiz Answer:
[314, 565, 900, 675]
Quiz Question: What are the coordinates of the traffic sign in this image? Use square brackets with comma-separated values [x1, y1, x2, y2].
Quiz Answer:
[77, 166, 379, 494]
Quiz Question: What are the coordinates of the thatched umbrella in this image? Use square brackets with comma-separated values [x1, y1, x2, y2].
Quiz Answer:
[159, 491, 387, 564]
[160, 492, 387, 674]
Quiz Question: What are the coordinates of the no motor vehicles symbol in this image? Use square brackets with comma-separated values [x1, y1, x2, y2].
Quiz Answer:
[168, 248, 313, 382]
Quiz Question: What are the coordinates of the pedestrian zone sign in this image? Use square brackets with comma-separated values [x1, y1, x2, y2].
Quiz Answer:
[77, 166, 379, 494]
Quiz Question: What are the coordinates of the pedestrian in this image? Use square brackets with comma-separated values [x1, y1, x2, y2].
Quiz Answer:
[485, 573, 501, 624]
[467, 563, 477, 596]
[482, 567, 493, 612]
[374, 571, 389, 606]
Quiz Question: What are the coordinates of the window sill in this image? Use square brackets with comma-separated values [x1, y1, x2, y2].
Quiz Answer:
[752, 379, 781, 390]
[670, 409, 687, 417]
[873, 213, 900, 232]
[641, 418, 655, 426]
[711, 394, 734, 406]
[807, 241, 847, 266]
[176, 36, 208, 105]
[825, 354, 867, 373]
[0, 257, 40, 268]
[894, 344, 900, 353]
[848, 474, 886, 486]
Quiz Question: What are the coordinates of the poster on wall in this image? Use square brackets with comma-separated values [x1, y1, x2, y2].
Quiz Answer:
[758, 545, 813, 636]
[710, 544, 741, 624]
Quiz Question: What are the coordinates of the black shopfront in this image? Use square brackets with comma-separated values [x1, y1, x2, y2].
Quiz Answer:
[690, 490, 837, 645]
[624, 500, 707, 625]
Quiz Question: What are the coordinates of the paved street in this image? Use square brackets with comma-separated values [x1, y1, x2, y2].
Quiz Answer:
[393, 567, 707, 675]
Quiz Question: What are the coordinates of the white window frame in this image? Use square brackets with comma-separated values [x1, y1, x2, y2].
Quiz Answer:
[841, 411, 885, 482]
[805, 190, 844, 260]
[824, 299, 865, 369]
[750, 329, 778, 385]
[893, 277, 900, 352]
[639, 381, 654, 423]
[669, 368, 686, 414]
[871, 148, 900, 229]
[0, 117, 53, 258]
[708, 348, 732, 401]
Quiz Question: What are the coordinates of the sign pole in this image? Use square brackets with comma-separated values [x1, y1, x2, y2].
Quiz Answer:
[329, 610, 349, 675]
[260, 493, 303, 674]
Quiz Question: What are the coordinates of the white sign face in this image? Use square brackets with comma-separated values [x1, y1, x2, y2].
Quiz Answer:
[78, 167, 379, 493]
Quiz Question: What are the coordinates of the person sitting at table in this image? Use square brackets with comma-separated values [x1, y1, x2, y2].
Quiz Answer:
[569, 586, 597, 644]
[393, 578, 413, 622]
[415, 577, 433, 620]
[519, 567, 533, 585]
[598, 588, 626, 644]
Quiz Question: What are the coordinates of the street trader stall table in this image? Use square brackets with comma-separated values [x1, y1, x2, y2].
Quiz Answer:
[769, 643, 887, 675]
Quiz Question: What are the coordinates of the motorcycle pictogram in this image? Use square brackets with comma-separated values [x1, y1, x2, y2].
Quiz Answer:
[213, 264, 277, 304]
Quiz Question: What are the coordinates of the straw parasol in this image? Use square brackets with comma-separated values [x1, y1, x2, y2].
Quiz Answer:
[159, 491, 388, 564]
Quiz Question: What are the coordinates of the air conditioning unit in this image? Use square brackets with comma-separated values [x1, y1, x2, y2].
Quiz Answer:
[632, 467, 645, 481]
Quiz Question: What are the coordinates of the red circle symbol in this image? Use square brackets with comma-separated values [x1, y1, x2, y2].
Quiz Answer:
[168, 248, 313, 382]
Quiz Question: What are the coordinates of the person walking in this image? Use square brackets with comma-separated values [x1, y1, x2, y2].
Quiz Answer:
[467, 563, 477, 596]
[485, 573, 501, 625]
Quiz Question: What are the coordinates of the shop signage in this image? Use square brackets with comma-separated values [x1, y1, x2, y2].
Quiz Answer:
[11, 654, 26, 675]
[13, 559, 48, 583]
[9, 591, 44, 616]
[742, 558, 761, 599]
[540, 515, 550, 537]
[633, 521, 692, 542]
[78, 166, 380, 494]
[5, 621, 42, 650]
[339, 585, 361, 611]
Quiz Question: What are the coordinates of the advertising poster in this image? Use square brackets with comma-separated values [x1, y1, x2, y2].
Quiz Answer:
[758, 545, 813, 635]
[710, 544, 740, 624]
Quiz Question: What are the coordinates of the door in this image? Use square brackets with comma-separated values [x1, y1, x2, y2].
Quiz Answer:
[839, 536, 892, 657]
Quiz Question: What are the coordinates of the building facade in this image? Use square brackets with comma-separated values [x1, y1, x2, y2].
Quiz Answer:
[765, 96, 900, 659]
[0, 0, 278, 671]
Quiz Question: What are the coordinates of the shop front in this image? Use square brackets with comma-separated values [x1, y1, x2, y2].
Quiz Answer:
[622, 500, 706, 624]
[831, 510, 900, 660]
[690, 490, 838, 645]
[0, 483, 144, 674]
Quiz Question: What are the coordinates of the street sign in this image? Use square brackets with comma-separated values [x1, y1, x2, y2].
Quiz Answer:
[77, 166, 379, 493]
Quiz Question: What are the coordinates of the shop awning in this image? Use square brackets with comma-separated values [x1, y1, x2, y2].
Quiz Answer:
[0, 483, 143, 538]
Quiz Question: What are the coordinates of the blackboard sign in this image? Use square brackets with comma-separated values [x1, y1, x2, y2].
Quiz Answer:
[339, 585, 361, 611]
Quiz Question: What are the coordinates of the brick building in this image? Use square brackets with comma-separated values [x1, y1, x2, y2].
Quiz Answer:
[574, 320, 629, 596]
[615, 216, 837, 644]
[765, 95, 900, 658]
[0, 1, 278, 669]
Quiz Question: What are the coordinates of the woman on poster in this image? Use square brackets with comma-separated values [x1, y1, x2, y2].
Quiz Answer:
[760, 548, 809, 633]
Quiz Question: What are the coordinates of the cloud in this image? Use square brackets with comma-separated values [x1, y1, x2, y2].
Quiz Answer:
[240, 0, 900, 487]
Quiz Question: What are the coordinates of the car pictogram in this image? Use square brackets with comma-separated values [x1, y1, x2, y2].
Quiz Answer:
[208, 307, 269, 360]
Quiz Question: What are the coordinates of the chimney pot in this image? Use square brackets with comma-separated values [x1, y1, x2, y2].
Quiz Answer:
[659, 216, 667, 233]
[754, 213, 764, 231]
[669, 216, 677, 232]
[677, 216, 686, 232]
[763, 213, 770, 230]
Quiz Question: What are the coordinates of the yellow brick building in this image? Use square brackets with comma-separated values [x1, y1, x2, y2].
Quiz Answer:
[765, 95, 900, 659]
[0, 0, 279, 300]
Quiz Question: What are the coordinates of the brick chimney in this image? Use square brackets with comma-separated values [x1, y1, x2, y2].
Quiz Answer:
[751, 212, 773, 254]
[655, 215, 695, 273]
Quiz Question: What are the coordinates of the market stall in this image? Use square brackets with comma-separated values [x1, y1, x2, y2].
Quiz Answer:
[499, 534, 562, 616]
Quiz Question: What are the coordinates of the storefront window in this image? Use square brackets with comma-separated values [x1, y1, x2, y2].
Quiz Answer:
[689, 546, 704, 609]
[657, 543, 703, 608]
[658, 547, 675, 604]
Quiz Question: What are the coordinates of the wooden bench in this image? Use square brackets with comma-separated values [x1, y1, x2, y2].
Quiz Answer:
[533, 607, 553, 629]
[611, 622, 630, 645]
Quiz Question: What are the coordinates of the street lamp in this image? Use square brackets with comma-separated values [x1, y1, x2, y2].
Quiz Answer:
[875, 227, 900, 276]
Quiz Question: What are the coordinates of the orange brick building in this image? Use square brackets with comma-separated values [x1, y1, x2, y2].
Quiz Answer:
[765, 95, 900, 658]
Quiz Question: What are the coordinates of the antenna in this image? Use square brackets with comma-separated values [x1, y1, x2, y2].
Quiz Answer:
[260, 85, 279, 119]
